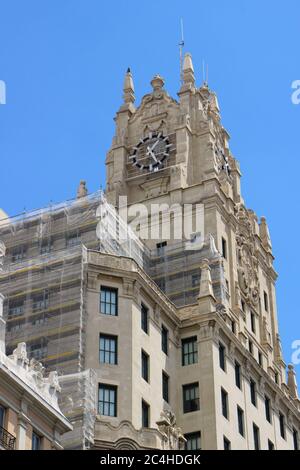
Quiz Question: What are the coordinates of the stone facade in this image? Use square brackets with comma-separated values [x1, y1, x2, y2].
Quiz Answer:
[0, 53, 299, 450]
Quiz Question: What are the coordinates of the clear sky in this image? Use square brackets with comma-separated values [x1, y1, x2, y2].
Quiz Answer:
[0, 0, 299, 379]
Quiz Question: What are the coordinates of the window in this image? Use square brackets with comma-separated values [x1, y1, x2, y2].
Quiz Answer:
[11, 246, 26, 262]
[293, 428, 299, 450]
[99, 334, 117, 365]
[156, 241, 167, 256]
[183, 383, 200, 413]
[100, 287, 118, 316]
[237, 406, 244, 437]
[222, 237, 227, 259]
[141, 350, 149, 382]
[241, 299, 245, 312]
[219, 342, 226, 371]
[162, 371, 169, 403]
[32, 291, 49, 311]
[235, 361, 242, 389]
[161, 325, 168, 355]
[264, 291, 269, 312]
[249, 340, 253, 354]
[40, 239, 52, 254]
[253, 423, 260, 450]
[231, 320, 236, 334]
[32, 431, 41, 450]
[98, 384, 117, 417]
[223, 436, 231, 450]
[279, 412, 286, 439]
[192, 274, 200, 288]
[66, 231, 81, 247]
[28, 341, 47, 360]
[8, 298, 24, 317]
[274, 372, 279, 384]
[142, 400, 150, 428]
[182, 336, 198, 366]
[141, 303, 149, 334]
[250, 379, 257, 407]
[221, 388, 229, 419]
[250, 312, 256, 333]
[268, 440, 274, 450]
[185, 432, 201, 450]
[265, 395, 271, 423]
[258, 352, 263, 367]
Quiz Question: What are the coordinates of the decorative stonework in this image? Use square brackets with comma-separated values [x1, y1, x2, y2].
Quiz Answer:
[235, 204, 260, 307]
[156, 410, 185, 450]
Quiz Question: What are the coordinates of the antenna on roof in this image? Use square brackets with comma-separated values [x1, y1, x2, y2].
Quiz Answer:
[179, 18, 185, 84]
[202, 60, 209, 86]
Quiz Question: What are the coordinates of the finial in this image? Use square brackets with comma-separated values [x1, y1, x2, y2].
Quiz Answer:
[151, 74, 165, 92]
[287, 364, 299, 400]
[260, 216, 272, 251]
[123, 68, 135, 104]
[183, 52, 195, 86]
[77, 180, 88, 199]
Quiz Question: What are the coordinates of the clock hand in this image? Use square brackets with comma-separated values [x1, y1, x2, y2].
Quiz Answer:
[146, 146, 158, 162]
[150, 139, 160, 151]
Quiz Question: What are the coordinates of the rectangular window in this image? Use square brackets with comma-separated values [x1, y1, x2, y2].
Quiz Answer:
[141, 303, 149, 334]
[237, 406, 244, 437]
[156, 241, 167, 256]
[250, 312, 256, 333]
[183, 383, 200, 413]
[264, 291, 269, 312]
[66, 232, 81, 247]
[279, 412, 286, 439]
[249, 340, 253, 354]
[235, 361, 242, 389]
[32, 432, 41, 450]
[141, 350, 149, 382]
[142, 400, 150, 428]
[98, 384, 117, 417]
[250, 379, 257, 407]
[293, 428, 299, 450]
[185, 432, 201, 450]
[222, 237, 227, 259]
[258, 352, 263, 367]
[219, 342, 226, 371]
[161, 325, 168, 355]
[32, 291, 49, 311]
[162, 371, 169, 403]
[8, 298, 24, 317]
[223, 436, 231, 450]
[253, 423, 260, 450]
[99, 334, 118, 365]
[241, 299, 245, 312]
[182, 336, 198, 366]
[40, 239, 52, 254]
[221, 388, 229, 419]
[265, 395, 271, 423]
[11, 246, 27, 262]
[231, 320, 236, 334]
[192, 274, 200, 288]
[268, 440, 274, 450]
[100, 287, 118, 316]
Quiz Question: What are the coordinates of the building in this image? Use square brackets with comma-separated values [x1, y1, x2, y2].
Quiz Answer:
[0, 53, 299, 450]
[0, 251, 72, 450]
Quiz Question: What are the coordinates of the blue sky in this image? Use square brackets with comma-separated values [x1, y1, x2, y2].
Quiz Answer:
[0, 0, 299, 379]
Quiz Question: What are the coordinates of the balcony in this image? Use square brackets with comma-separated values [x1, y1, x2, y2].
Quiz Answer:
[0, 426, 16, 450]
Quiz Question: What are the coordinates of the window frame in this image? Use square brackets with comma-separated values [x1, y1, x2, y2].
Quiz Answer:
[162, 371, 169, 403]
[100, 286, 118, 316]
[183, 382, 200, 414]
[219, 342, 226, 371]
[99, 334, 118, 365]
[221, 388, 229, 420]
[141, 350, 149, 383]
[98, 383, 117, 417]
[181, 336, 198, 366]
[161, 324, 169, 355]
[141, 303, 149, 334]
[184, 431, 201, 450]
[142, 400, 150, 428]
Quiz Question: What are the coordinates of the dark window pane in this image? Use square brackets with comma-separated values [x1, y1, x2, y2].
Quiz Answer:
[183, 383, 200, 413]
[161, 325, 168, 355]
[250, 379, 257, 406]
[253, 423, 260, 450]
[185, 432, 201, 450]
[162, 372, 169, 403]
[100, 287, 118, 316]
[182, 336, 198, 366]
[142, 400, 150, 428]
[235, 361, 241, 389]
[99, 334, 118, 365]
[221, 389, 228, 419]
[223, 436, 231, 450]
[141, 351, 149, 382]
[141, 303, 149, 334]
[98, 384, 117, 417]
[219, 342, 226, 371]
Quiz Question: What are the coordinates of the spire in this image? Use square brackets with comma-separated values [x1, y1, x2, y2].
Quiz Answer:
[260, 216, 272, 251]
[182, 52, 195, 86]
[123, 67, 135, 104]
[77, 180, 88, 199]
[287, 364, 299, 400]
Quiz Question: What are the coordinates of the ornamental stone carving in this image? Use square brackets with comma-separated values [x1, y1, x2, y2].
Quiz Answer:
[235, 204, 260, 307]
[156, 410, 185, 450]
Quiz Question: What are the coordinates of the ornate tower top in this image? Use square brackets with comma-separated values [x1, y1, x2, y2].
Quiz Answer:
[123, 67, 135, 105]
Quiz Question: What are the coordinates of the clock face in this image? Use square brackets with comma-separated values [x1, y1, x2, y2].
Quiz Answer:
[129, 132, 171, 172]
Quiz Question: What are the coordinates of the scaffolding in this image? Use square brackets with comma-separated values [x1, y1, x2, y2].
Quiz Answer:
[0, 189, 225, 448]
